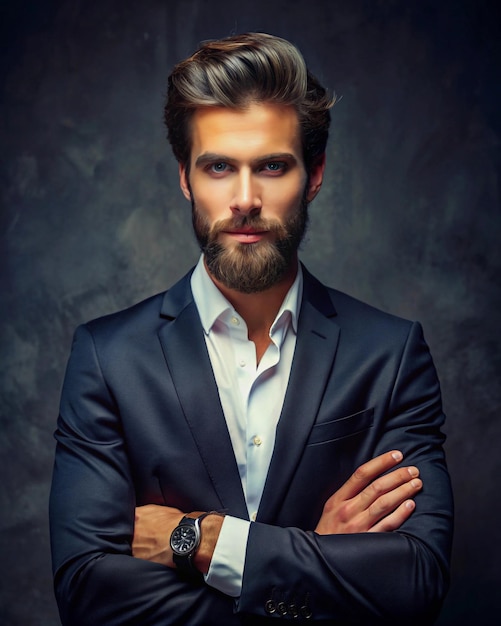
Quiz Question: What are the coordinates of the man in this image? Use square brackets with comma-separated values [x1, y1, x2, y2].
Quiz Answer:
[49, 33, 453, 625]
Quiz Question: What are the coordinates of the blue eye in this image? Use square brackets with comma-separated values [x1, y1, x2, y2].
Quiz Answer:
[264, 162, 286, 172]
[211, 162, 228, 172]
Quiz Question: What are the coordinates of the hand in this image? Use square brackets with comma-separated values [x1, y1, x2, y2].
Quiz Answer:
[315, 450, 422, 535]
[132, 504, 184, 567]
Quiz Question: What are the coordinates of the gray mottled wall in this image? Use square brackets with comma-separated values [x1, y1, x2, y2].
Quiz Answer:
[1, 0, 500, 624]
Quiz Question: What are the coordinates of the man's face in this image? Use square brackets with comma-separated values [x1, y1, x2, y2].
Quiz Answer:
[179, 102, 324, 293]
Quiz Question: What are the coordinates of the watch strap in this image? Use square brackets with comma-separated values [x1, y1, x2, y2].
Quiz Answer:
[171, 511, 223, 579]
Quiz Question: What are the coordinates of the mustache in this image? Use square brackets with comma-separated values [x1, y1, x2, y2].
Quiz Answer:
[208, 215, 288, 238]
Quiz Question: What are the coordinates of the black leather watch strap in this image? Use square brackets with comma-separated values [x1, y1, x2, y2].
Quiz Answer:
[171, 511, 223, 579]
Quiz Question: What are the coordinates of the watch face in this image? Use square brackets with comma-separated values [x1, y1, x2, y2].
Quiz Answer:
[171, 524, 198, 555]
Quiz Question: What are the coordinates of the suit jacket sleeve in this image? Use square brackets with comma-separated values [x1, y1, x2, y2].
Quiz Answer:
[49, 324, 236, 626]
[236, 321, 453, 625]
[50, 297, 453, 625]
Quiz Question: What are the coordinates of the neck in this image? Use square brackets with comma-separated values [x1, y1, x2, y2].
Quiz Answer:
[206, 258, 298, 362]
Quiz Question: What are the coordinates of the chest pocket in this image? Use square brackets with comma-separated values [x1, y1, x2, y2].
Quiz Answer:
[306, 407, 374, 446]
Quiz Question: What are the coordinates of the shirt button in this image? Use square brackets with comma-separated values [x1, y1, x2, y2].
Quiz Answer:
[253, 436, 262, 446]
[239, 359, 246, 367]
[230, 316, 240, 326]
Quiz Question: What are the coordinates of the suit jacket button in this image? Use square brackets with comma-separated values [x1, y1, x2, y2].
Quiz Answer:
[278, 601, 288, 615]
[265, 600, 276, 614]
[288, 603, 299, 618]
[300, 605, 313, 619]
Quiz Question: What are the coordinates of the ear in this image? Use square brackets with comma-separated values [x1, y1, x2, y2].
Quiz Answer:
[179, 163, 192, 201]
[306, 153, 326, 202]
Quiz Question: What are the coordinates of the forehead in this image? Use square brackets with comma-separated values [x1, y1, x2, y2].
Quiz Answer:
[189, 103, 302, 162]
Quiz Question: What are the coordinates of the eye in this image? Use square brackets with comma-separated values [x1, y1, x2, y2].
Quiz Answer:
[262, 161, 287, 174]
[209, 162, 228, 173]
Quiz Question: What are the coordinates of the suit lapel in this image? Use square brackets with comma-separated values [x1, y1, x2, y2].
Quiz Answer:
[257, 268, 340, 522]
[158, 273, 248, 519]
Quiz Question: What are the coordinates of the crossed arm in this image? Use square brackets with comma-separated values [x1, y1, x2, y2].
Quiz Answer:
[132, 449, 423, 573]
[50, 320, 452, 624]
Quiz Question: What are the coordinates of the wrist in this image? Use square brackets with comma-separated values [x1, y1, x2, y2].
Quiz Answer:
[169, 510, 225, 579]
[193, 511, 225, 575]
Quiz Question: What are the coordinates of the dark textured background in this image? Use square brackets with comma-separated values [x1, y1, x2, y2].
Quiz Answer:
[1, 1, 499, 624]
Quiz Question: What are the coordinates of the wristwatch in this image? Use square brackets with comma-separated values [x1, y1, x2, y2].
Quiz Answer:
[170, 511, 213, 577]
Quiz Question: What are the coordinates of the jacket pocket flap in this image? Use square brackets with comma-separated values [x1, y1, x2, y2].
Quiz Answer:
[307, 407, 374, 445]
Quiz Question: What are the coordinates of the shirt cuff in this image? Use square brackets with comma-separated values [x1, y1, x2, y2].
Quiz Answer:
[204, 516, 251, 597]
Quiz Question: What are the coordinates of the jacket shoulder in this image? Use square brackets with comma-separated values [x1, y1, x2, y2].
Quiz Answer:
[329, 287, 413, 327]
[84, 291, 165, 336]
[80, 269, 194, 342]
[303, 266, 414, 333]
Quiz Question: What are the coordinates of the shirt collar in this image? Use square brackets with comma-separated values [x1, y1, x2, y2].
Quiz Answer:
[191, 254, 303, 336]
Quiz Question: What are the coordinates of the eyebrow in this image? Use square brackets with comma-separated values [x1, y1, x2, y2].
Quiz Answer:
[194, 152, 299, 168]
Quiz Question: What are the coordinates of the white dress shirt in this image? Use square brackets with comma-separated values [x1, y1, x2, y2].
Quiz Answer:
[190, 255, 302, 597]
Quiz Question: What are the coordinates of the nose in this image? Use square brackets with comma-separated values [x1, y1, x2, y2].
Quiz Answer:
[230, 169, 262, 216]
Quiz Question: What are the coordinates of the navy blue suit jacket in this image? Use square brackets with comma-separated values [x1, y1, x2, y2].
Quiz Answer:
[49, 266, 453, 625]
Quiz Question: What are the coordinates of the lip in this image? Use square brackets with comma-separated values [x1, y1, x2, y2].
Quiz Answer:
[222, 229, 268, 244]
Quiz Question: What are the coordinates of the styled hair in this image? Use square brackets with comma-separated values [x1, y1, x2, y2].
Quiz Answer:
[164, 32, 335, 172]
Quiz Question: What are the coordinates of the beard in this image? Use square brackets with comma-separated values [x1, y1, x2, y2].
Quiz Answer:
[191, 194, 309, 294]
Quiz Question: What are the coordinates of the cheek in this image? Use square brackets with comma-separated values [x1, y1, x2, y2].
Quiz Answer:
[190, 179, 232, 212]
[264, 180, 305, 215]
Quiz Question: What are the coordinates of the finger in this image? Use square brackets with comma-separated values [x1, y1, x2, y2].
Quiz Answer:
[336, 450, 405, 501]
[365, 477, 422, 527]
[358, 466, 420, 508]
[368, 500, 417, 533]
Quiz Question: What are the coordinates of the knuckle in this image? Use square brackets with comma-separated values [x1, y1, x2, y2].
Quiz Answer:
[374, 495, 389, 514]
[370, 480, 384, 497]
[353, 465, 368, 481]
[338, 502, 353, 524]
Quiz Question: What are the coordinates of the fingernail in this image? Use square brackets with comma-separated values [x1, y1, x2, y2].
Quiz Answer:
[405, 500, 415, 510]
[411, 479, 422, 489]
[392, 451, 403, 461]
[408, 467, 419, 477]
